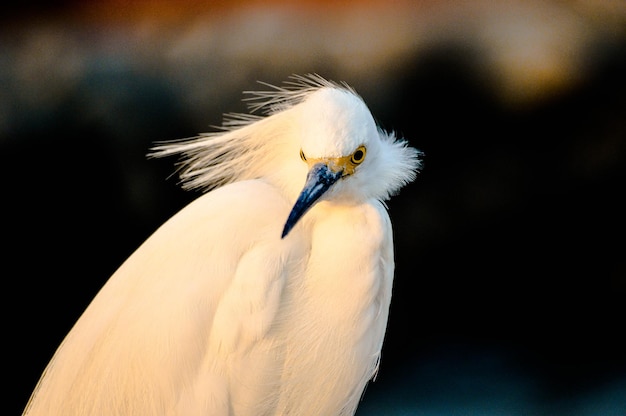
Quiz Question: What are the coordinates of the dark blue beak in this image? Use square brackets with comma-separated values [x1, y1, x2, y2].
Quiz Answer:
[281, 163, 343, 238]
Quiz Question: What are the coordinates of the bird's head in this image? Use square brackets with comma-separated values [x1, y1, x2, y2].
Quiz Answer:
[149, 74, 421, 239]
[282, 87, 421, 238]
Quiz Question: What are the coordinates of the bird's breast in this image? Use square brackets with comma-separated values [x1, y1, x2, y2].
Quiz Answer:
[269, 200, 393, 415]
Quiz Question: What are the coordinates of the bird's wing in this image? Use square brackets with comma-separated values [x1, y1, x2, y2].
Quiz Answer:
[23, 180, 300, 416]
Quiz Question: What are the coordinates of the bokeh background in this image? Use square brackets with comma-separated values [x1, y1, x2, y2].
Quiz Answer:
[3, 0, 625, 414]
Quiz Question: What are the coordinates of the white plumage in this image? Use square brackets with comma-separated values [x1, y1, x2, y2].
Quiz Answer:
[23, 74, 421, 416]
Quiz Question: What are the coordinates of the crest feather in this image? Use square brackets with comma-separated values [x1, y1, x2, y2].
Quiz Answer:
[243, 73, 355, 114]
[150, 74, 350, 192]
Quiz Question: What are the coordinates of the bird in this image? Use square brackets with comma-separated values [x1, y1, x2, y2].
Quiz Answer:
[22, 74, 421, 416]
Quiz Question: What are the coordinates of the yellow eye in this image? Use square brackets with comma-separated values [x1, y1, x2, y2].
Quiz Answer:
[350, 146, 366, 165]
[299, 149, 307, 162]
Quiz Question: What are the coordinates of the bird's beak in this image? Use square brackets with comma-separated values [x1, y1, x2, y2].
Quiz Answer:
[281, 162, 343, 238]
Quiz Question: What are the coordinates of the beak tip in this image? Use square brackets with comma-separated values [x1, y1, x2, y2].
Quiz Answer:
[281, 162, 342, 240]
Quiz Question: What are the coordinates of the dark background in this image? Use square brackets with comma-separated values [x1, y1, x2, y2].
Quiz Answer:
[3, 1, 625, 414]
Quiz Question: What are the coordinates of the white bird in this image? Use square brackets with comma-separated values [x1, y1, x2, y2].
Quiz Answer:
[22, 74, 421, 416]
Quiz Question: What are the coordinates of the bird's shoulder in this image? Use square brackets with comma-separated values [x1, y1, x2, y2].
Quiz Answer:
[104, 179, 298, 309]
[148, 180, 292, 246]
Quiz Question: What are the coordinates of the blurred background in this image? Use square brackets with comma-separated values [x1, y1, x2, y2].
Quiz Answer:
[3, 0, 625, 414]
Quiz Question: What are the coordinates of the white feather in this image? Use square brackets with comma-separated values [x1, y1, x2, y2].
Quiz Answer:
[23, 74, 421, 416]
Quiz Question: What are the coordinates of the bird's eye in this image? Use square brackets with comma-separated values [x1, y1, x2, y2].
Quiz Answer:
[299, 149, 307, 162]
[350, 146, 366, 165]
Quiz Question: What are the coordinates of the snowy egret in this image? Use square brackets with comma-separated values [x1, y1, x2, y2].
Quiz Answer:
[23, 74, 421, 416]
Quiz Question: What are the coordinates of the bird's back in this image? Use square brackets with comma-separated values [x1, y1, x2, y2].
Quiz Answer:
[23, 179, 393, 416]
